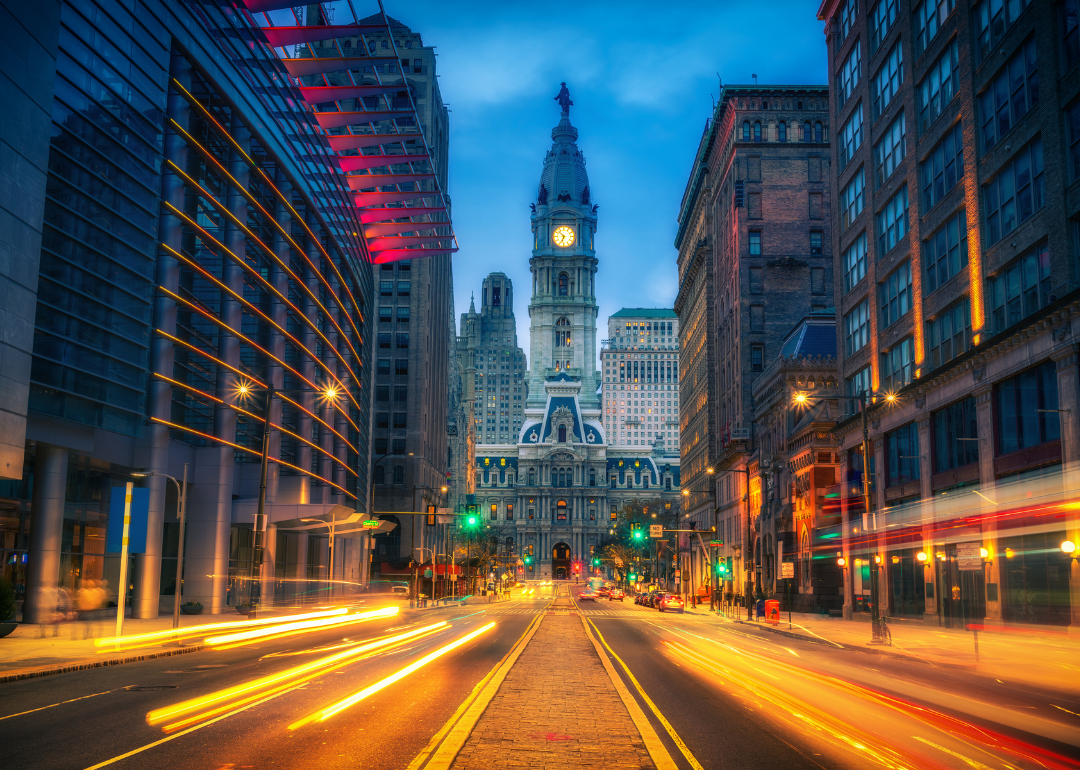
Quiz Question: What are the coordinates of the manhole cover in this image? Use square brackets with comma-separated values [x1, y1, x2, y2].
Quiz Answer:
[125, 685, 178, 691]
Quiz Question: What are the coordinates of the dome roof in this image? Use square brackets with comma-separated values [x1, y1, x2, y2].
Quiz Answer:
[537, 114, 591, 209]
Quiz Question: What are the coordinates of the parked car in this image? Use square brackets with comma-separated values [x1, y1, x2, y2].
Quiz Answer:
[641, 591, 658, 608]
[608, 589, 625, 601]
[658, 594, 685, 613]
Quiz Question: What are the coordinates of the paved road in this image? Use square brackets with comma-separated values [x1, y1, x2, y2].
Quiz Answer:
[574, 586, 1080, 770]
[0, 598, 546, 770]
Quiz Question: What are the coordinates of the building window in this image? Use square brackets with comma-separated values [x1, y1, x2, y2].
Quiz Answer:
[393, 465, 405, 484]
[395, 359, 408, 376]
[749, 230, 761, 255]
[379, 306, 392, 322]
[378, 333, 391, 349]
[847, 365, 871, 411]
[377, 359, 391, 375]
[926, 297, 971, 370]
[844, 298, 870, 357]
[873, 111, 906, 189]
[913, 0, 955, 57]
[933, 397, 978, 473]
[778, 121, 787, 142]
[840, 169, 865, 231]
[985, 139, 1045, 246]
[380, 281, 393, 296]
[396, 333, 409, 348]
[558, 425, 567, 443]
[878, 259, 912, 329]
[555, 317, 571, 347]
[397, 307, 410, 323]
[376, 413, 389, 429]
[1063, 0, 1080, 72]
[1067, 99, 1080, 183]
[838, 104, 863, 171]
[393, 413, 407, 429]
[886, 422, 920, 486]
[507, 503, 514, 520]
[376, 385, 390, 402]
[836, 0, 858, 47]
[394, 386, 407, 402]
[742, 121, 751, 141]
[751, 344, 764, 372]
[750, 305, 764, 331]
[842, 232, 867, 293]
[754, 121, 762, 142]
[872, 40, 903, 119]
[917, 39, 959, 133]
[815, 122, 824, 142]
[980, 39, 1039, 152]
[881, 336, 914, 391]
[803, 121, 812, 142]
[976, 0, 1032, 62]
[838, 41, 861, 110]
[996, 361, 1059, 455]
[869, 0, 899, 54]
[397, 281, 410, 296]
[810, 231, 823, 256]
[876, 185, 909, 256]
[749, 267, 763, 294]
[989, 242, 1051, 334]
[748, 192, 762, 218]
[556, 500, 568, 521]
[373, 465, 385, 484]
[923, 209, 967, 294]
[558, 272, 568, 296]
[921, 121, 963, 212]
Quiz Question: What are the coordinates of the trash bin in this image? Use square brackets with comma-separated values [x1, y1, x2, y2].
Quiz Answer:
[765, 599, 780, 625]
[756, 599, 766, 618]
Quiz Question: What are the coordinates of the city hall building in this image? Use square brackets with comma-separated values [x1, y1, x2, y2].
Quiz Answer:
[455, 93, 681, 579]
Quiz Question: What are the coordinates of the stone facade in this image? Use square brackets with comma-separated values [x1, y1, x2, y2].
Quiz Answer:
[458, 94, 680, 580]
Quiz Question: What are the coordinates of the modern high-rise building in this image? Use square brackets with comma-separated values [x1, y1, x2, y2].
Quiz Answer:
[457, 91, 680, 581]
[817, 0, 1080, 628]
[600, 310, 680, 452]
[457, 274, 528, 447]
[0, 2, 454, 620]
[675, 84, 833, 602]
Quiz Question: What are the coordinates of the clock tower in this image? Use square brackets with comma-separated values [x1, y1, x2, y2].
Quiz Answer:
[527, 86, 600, 409]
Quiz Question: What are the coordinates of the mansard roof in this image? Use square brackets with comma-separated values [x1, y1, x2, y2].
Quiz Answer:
[610, 308, 677, 318]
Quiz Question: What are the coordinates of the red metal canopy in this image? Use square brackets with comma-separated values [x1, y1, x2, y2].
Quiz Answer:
[358, 207, 447, 224]
[313, 110, 413, 130]
[335, 153, 430, 173]
[261, 24, 386, 48]
[347, 173, 436, 190]
[281, 56, 399, 78]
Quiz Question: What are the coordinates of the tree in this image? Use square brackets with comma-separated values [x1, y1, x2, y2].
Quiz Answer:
[601, 497, 681, 585]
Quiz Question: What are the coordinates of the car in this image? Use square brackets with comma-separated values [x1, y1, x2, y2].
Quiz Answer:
[658, 594, 685, 613]
[597, 586, 611, 598]
[608, 589, 625, 601]
[578, 590, 597, 601]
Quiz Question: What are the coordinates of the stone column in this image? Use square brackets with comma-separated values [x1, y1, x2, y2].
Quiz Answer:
[23, 446, 69, 624]
[1053, 346, 1080, 629]
[133, 54, 191, 619]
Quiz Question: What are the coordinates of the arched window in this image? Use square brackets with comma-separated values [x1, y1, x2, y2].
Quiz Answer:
[797, 100, 803, 109]
[374, 465, 385, 484]
[508, 472, 514, 486]
[814, 122, 823, 142]
[665, 475, 671, 490]
[393, 465, 404, 484]
[753, 121, 761, 142]
[803, 121, 812, 142]
[341, 39, 351, 49]
[556, 500, 568, 521]
[778, 121, 787, 142]
[762, 99, 769, 109]
[610, 477, 616, 489]
[558, 425, 567, 443]
[529, 470, 536, 486]
[742, 121, 751, 141]
[643, 474, 650, 488]
[558, 273, 568, 296]
[555, 317, 571, 347]
[368, 41, 377, 53]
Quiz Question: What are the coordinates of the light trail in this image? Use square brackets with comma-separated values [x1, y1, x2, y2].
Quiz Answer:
[147, 622, 448, 733]
[204, 606, 398, 647]
[94, 607, 350, 651]
[289, 621, 497, 729]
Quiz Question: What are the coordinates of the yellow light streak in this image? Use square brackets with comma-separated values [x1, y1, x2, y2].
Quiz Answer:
[148, 622, 447, 733]
[95, 608, 349, 650]
[289, 622, 497, 729]
[205, 606, 398, 647]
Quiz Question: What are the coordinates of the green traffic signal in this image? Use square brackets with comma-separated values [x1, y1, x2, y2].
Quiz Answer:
[629, 573, 637, 580]
[466, 514, 478, 527]
[632, 530, 643, 540]
[524, 555, 532, 565]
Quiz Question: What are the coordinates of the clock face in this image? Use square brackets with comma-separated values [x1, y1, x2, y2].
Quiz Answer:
[552, 226, 576, 248]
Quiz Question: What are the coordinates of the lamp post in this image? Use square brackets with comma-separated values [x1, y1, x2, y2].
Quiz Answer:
[687, 465, 750, 615]
[236, 380, 346, 609]
[132, 466, 188, 629]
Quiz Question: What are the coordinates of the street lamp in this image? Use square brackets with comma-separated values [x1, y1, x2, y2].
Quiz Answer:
[236, 379, 346, 608]
[132, 466, 188, 629]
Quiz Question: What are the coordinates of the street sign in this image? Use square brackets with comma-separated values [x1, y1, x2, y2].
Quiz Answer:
[956, 542, 983, 571]
[781, 561, 795, 579]
[649, 524, 663, 538]
[363, 520, 380, 527]
[106, 487, 150, 553]
[424, 569, 432, 578]
[709, 540, 724, 546]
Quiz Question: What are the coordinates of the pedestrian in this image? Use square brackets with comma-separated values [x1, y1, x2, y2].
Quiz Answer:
[36, 585, 58, 638]
[57, 586, 76, 638]
[77, 579, 102, 638]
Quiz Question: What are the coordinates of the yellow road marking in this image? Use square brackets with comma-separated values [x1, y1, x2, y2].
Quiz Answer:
[0, 687, 125, 721]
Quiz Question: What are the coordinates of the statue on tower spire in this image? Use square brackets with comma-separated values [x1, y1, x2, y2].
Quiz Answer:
[554, 82, 573, 115]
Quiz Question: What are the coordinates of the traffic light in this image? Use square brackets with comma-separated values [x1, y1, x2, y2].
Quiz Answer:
[632, 529, 643, 541]
[426, 504, 436, 527]
[717, 560, 727, 575]
[524, 555, 532, 565]
[592, 557, 600, 567]
[629, 572, 637, 580]
[465, 513, 478, 528]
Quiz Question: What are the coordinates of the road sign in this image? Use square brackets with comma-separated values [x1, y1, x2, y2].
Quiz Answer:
[781, 561, 795, 579]
[106, 487, 150, 553]
[709, 540, 724, 546]
[649, 524, 663, 538]
[424, 569, 432, 578]
[956, 542, 983, 571]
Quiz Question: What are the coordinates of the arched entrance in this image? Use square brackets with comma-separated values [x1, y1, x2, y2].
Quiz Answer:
[552, 542, 571, 580]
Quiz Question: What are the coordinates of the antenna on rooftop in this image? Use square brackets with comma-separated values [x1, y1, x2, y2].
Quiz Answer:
[752, 73, 758, 84]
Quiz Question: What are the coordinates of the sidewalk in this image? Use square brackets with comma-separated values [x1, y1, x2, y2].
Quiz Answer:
[725, 610, 1080, 695]
[448, 612, 656, 770]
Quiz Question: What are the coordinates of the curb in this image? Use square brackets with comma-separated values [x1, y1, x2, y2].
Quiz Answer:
[0, 644, 206, 684]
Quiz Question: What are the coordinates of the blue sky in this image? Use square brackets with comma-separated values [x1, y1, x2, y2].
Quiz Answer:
[378, 1, 827, 352]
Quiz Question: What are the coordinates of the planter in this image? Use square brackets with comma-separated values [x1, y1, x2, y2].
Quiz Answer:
[234, 605, 253, 615]
[0, 622, 17, 639]
[180, 605, 203, 616]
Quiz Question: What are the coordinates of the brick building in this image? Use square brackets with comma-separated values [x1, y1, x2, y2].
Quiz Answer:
[818, 0, 1080, 627]
[676, 85, 834, 603]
